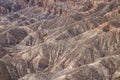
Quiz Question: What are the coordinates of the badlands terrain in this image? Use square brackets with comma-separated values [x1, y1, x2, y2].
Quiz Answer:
[0, 0, 120, 80]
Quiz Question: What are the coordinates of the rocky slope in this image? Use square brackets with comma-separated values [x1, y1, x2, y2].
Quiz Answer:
[0, 0, 120, 80]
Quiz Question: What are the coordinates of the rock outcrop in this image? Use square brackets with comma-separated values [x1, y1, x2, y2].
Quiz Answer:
[0, 0, 120, 80]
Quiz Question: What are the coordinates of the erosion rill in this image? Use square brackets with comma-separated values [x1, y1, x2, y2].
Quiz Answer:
[0, 0, 120, 80]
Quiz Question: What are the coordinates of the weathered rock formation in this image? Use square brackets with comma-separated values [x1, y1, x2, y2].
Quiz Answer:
[0, 0, 120, 80]
[0, 0, 114, 15]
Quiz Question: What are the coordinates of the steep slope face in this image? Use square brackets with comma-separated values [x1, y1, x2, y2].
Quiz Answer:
[0, 0, 120, 80]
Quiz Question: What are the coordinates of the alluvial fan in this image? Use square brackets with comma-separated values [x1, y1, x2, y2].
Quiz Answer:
[0, 0, 120, 80]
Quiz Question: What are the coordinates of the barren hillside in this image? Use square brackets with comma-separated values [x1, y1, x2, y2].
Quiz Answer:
[0, 0, 120, 80]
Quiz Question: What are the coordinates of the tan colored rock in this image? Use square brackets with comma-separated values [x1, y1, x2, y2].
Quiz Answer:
[0, 0, 119, 80]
